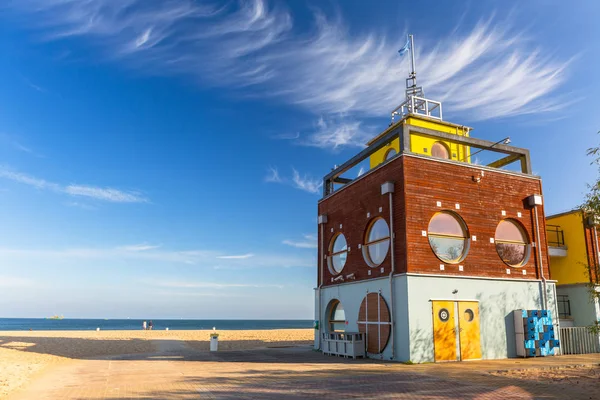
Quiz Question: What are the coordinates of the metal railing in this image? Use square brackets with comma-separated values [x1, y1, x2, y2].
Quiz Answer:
[321, 121, 532, 197]
[546, 224, 566, 247]
[391, 95, 442, 123]
[559, 327, 600, 354]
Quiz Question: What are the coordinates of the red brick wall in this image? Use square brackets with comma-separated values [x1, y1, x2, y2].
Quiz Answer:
[318, 154, 549, 287]
[317, 156, 406, 287]
[403, 155, 549, 279]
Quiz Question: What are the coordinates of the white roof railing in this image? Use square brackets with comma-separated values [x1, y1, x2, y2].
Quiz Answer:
[391, 95, 442, 123]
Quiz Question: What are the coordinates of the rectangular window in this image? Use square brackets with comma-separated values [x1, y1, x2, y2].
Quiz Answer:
[557, 295, 571, 318]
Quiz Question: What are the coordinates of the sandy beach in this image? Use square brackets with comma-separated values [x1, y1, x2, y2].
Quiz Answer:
[0, 329, 313, 398]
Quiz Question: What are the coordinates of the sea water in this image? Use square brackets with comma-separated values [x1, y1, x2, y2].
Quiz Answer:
[0, 318, 313, 331]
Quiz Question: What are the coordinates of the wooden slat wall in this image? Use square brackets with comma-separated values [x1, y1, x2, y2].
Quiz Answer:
[318, 157, 406, 286]
[403, 156, 549, 279]
[318, 154, 549, 286]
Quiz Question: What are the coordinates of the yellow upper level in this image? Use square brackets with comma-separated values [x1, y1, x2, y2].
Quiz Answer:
[369, 115, 472, 168]
[547, 210, 592, 285]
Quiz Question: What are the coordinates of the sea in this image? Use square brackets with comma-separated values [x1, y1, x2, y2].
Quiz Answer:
[0, 318, 313, 331]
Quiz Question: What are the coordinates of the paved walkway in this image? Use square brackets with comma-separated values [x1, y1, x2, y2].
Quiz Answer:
[10, 340, 600, 400]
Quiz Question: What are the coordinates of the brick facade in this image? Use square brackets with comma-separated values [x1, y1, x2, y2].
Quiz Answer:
[318, 154, 550, 287]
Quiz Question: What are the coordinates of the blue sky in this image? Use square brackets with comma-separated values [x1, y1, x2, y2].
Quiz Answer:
[0, 0, 598, 319]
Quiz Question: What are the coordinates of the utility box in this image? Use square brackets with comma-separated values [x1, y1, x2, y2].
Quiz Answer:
[322, 332, 365, 359]
[514, 309, 559, 357]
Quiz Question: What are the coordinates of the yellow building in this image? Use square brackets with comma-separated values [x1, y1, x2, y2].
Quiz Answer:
[369, 116, 471, 168]
[546, 209, 600, 327]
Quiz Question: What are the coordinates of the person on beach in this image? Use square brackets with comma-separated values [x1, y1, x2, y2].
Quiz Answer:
[142, 320, 147, 330]
[148, 320, 153, 330]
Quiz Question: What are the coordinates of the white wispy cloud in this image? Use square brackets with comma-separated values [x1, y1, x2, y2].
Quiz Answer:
[18, 73, 48, 93]
[0, 168, 59, 191]
[64, 184, 146, 203]
[216, 253, 254, 259]
[264, 166, 281, 183]
[265, 166, 322, 194]
[292, 168, 322, 194]
[118, 243, 162, 252]
[0, 245, 314, 268]
[143, 279, 283, 289]
[271, 132, 300, 140]
[282, 234, 317, 249]
[152, 290, 254, 298]
[0, 275, 36, 288]
[13, 142, 33, 153]
[0, 166, 148, 203]
[5, 1, 572, 124]
[0, 133, 44, 157]
[292, 117, 371, 150]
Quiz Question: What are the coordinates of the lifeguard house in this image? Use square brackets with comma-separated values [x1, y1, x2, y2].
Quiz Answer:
[314, 36, 558, 362]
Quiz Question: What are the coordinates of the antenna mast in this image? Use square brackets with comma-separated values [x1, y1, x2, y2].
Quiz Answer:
[391, 34, 442, 123]
[405, 34, 423, 100]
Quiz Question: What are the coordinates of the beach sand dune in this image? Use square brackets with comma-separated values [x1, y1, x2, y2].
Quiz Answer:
[0, 329, 313, 398]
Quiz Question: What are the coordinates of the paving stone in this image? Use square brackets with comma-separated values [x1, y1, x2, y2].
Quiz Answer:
[9, 343, 600, 400]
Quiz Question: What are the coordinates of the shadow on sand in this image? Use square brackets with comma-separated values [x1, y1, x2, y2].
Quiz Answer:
[2, 335, 599, 399]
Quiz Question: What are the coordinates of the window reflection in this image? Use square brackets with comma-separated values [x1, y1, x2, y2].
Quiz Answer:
[431, 142, 449, 159]
[364, 218, 390, 266]
[428, 212, 469, 263]
[385, 148, 397, 160]
[495, 220, 529, 267]
[328, 234, 348, 274]
[329, 300, 346, 332]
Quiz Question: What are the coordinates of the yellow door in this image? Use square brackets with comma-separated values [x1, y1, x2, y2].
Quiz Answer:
[458, 301, 481, 360]
[432, 301, 456, 362]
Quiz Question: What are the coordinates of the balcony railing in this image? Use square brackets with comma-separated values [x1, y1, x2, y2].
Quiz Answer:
[546, 224, 566, 247]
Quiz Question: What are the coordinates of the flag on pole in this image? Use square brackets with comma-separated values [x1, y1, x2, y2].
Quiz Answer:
[398, 36, 410, 56]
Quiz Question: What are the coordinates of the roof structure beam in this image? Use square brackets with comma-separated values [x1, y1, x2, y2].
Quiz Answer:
[322, 116, 533, 197]
[322, 124, 402, 196]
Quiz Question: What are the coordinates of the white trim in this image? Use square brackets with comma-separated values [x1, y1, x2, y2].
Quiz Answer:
[405, 272, 558, 284]
[323, 275, 390, 288]
[320, 272, 558, 289]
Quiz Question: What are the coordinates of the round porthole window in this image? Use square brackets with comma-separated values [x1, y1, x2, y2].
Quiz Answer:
[363, 218, 390, 267]
[357, 293, 391, 354]
[431, 142, 450, 159]
[385, 148, 397, 161]
[438, 308, 450, 322]
[495, 219, 530, 267]
[464, 309, 474, 322]
[328, 233, 348, 274]
[427, 211, 469, 264]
